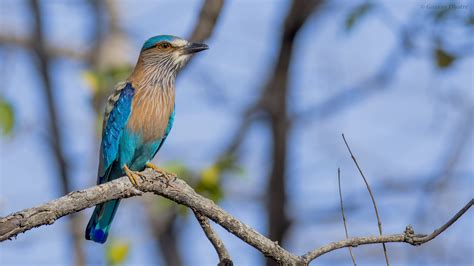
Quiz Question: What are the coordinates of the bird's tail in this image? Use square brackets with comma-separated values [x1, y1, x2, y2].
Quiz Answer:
[85, 199, 121, 244]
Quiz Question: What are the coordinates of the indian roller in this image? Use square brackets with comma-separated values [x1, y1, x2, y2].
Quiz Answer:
[85, 35, 208, 243]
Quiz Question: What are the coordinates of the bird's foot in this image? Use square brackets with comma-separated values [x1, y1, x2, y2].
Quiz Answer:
[146, 162, 176, 186]
[123, 165, 144, 187]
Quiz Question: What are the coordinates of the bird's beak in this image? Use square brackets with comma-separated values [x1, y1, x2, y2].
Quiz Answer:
[182, 42, 209, 54]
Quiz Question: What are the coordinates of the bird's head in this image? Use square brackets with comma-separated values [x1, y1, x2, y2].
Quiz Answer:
[139, 35, 208, 71]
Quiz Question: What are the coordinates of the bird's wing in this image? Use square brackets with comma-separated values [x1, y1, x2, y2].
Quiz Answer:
[97, 82, 135, 184]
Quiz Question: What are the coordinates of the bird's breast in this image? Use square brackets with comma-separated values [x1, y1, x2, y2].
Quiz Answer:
[127, 86, 175, 143]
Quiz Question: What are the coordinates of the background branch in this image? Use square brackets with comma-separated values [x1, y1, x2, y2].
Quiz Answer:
[189, 0, 225, 42]
[29, 1, 85, 265]
[258, 3, 324, 265]
[0, 34, 88, 60]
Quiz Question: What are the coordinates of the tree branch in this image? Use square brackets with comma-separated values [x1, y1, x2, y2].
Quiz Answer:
[301, 199, 473, 263]
[0, 170, 299, 264]
[193, 211, 233, 265]
[1, 170, 471, 265]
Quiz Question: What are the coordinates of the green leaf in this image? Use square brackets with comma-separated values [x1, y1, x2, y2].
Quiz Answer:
[435, 48, 456, 69]
[106, 240, 130, 266]
[345, 2, 374, 31]
[82, 71, 100, 94]
[201, 164, 220, 187]
[0, 98, 14, 135]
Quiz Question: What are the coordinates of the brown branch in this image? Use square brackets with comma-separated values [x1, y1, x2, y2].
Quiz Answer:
[1, 170, 471, 265]
[184, 0, 224, 67]
[193, 211, 233, 265]
[189, 0, 224, 42]
[342, 133, 390, 265]
[29, 1, 85, 265]
[0, 34, 88, 60]
[338, 168, 357, 266]
[261, 4, 324, 265]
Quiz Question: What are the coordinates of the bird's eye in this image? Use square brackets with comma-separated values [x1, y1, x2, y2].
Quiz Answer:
[159, 42, 171, 49]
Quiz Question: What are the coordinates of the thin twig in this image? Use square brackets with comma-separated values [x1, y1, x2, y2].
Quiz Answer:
[193, 211, 233, 265]
[413, 198, 474, 243]
[342, 133, 390, 266]
[338, 168, 357, 266]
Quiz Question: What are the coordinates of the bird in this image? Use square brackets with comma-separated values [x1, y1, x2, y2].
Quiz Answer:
[85, 35, 208, 244]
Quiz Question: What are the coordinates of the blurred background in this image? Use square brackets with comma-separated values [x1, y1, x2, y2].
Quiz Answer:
[0, 0, 472, 265]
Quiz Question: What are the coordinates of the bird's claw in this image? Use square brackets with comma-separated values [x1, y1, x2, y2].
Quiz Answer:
[124, 165, 144, 187]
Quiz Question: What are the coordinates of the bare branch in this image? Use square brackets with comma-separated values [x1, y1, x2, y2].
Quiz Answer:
[194, 211, 233, 265]
[338, 168, 357, 266]
[302, 199, 473, 263]
[413, 198, 473, 243]
[0, 170, 299, 264]
[342, 133, 390, 265]
[1, 169, 471, 265]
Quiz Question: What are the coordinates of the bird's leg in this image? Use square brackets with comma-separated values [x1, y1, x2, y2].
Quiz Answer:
[123, 165, 143, 186]
[146, 162, 176, 184]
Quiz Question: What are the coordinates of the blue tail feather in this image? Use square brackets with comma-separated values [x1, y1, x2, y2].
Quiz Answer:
[85, 199, 121, 244]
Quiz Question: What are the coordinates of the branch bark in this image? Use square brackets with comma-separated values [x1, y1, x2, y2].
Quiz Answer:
[1, 169, 471, 265]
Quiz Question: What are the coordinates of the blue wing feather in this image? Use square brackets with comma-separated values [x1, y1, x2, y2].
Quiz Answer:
[98, 83, 135, 183]
[86, 82, 135, 244]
